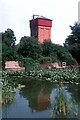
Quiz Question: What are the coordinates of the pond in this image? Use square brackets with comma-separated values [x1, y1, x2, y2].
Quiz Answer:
[2, 77, 80, 119]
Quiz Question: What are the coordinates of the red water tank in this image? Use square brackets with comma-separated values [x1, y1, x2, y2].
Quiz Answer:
[30, 15, 52, 43]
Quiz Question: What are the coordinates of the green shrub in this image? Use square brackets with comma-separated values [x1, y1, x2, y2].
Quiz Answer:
[39, 56, 52, 63]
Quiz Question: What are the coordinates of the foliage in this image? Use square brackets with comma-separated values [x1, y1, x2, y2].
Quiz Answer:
[1, 78, 18, 104]
[64, 23, 80, 46]
[42, 40, 54, 56]
[2, 68, 80, 83]
[18, 36, 42, 60]
[56, 47, 77, 65]
[68, 43, 80, 63]
[2, 28, 17, 70]
[42, 40, 76, 65]
[50, 53, 58, 63]
[64, 22, 80, 63]
[2, 27, 77, 71]
[18, 38, 76, 66]
[22, 57, 41, 71]
[38, 56, 52, 63]
[2, 28, 16, 60]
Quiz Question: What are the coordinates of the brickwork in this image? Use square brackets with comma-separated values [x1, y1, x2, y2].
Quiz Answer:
[30, 15, 52, 43]
[38, 26, 51, 43]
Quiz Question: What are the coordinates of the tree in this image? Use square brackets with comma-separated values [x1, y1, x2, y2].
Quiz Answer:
[64, 22, 80, 46]
[42, 40, 76, 65]
[68, 43, 80, 63]
[2, 28, 16, 70]
[42, 40, 54, 56]
[64, 22, 80, 63]
[18, 36, 42, 60]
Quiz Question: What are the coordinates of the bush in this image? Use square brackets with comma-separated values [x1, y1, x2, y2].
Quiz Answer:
[39, 56, 52, 63]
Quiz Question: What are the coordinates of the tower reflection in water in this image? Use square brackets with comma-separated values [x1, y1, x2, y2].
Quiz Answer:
[19, 80, 53, 111]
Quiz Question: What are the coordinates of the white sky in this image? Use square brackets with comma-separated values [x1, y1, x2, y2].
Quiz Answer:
[0, 0, 79, 45]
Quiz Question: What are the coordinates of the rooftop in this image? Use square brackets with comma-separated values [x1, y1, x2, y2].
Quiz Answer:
[32, 14, 52, 21]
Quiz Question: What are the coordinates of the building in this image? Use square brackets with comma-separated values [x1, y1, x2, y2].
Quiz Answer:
[30, 15, 52, 43]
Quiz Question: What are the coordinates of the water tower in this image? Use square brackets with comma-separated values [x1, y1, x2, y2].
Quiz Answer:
[30, 15, 52, 43]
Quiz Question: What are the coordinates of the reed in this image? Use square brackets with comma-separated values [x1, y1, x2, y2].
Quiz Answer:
[51, 84, 78, 118]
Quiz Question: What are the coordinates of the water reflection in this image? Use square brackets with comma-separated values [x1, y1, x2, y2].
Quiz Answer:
[19, 80, 54, 111]
[2, 77, 80, 118]
[37, 88, 51, 110]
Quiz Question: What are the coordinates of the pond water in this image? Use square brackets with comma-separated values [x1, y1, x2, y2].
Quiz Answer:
[2, 77, 80, 118]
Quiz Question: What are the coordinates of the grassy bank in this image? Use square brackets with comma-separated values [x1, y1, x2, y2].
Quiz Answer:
[2, 68, 80, 83]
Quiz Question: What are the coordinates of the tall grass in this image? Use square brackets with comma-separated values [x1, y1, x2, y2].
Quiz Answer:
[51, 84, 78, 118]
